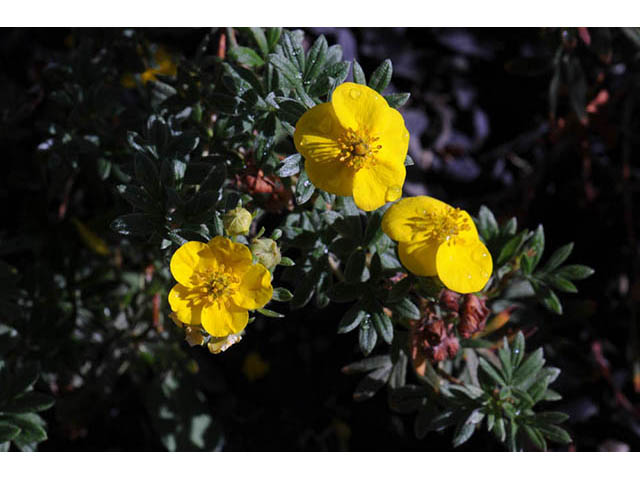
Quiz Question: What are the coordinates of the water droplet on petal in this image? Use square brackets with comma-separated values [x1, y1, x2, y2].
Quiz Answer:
[467, 274, 473, 280]
[303, 181, 311, 187]
[349, 88, 361, 99]
[385, 184, 402, 202]
[299, 139, 306, 146]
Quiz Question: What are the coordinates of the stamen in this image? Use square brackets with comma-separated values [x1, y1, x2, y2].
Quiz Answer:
[197, 265, 239, 301]
[335, 128, 383, 171]
[416, 206, 471, 245]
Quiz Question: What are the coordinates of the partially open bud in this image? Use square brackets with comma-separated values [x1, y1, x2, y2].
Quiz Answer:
[223, 207, 252, 236]
[458, 294, 490, 338]
[251, 237, 281, 270]
[439, 289, 461, 313]
[410, 300, 460, 367]
[207, 333, 243, 354]
[184, 326, 205, 347]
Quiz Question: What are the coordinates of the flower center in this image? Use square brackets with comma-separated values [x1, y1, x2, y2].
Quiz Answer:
[336, 128, 382, 171]
[420, 206, 471, 244]
[199, 266, 239, 301]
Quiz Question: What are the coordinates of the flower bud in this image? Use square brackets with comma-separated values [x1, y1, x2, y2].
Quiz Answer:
[184, 326, 204, 347]
[458, 294, 490, 338]
[223, 207, 252, 236]
[207, 333, 243, 354]
[250, 238, 281, 270]
[439, 289, 461, 313]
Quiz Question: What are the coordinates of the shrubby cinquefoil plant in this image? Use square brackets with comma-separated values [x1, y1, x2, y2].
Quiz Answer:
[2, 27, 598, 452]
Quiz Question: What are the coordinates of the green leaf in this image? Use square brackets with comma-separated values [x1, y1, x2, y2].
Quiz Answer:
[523, 424, 547, 451]
[368, 59, 393, 93]
[541, 242, 574, 273]
[478, 357, 506, 386]
[557, 264, 594, 280]
[345, 250, 366, 284]
[496, 230, 527, 266]
[404, 155, 414, 166]
[342, 354, 391, 374]
[543, 389, 562, 401]
[271, 287, 293, 302]
[281, 30, 305, 74]
[110, 214, 156, 237]
[10, 363, 40, 397]
[276, 153, 302, 178]
[0, 422, 20, 443]
[352, 60, 366, 85]
[309, 61, 350, 98]
[353, 366, 392, 402]
[134, 153, 161, 197]
[391, 297, 421, 320]
[513, 348, 545, 388]
[512, 331, 526, 368]
[10, 413, 47, 446]
[536, 285, 563, 314]
[337, 304, 367, 334]
[279, 257, 295, 267]
[0, 392, 55, 414]
[304, 35, 328, 81]
[498, 339, 513, 383]
[276, 98, 307, 124]
[546, 274, 578, 293]
[452, 416, 478, 448]
[363, 211, 383, 246]
[372, 310, 393, 344]
[295, 169, 315, 205]
[256, 307, 284, 318]
[266, 28, 282, 51]
[248, 28, 269, 57]
[522, 225, 545, 274]
[477, 206, 499, 241]
[384, 93, 410, 109]
[535, 411, 569, 425]
[359, 318, 378, 356]
[269, 53, 302, 87]
[538, 424, 572, 444]
[328, 282, 364, 303]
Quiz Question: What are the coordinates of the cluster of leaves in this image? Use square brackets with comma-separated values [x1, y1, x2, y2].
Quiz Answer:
[0, 330, 55, 451]
[388, 333, 570, 451]
[476, 206, 594, 315]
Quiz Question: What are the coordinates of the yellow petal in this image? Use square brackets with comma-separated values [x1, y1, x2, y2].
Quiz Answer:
[201, 301, 249, 337]
[376, 107, 410, 166]
[331, 82, 390, 132]
[398, 240, 439, 277]
[207, 236, 252, 275]
[382, 196, 448, 242]
[168, 284, 204, 325]
[170, 241, 214, 287]
[435, 239, 493, 294]
[232, 264, 273, 310]
[294, 102, 354, 196]
[352, 159, 406, 211]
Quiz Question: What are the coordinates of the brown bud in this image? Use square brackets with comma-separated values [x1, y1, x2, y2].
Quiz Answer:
[410, 302, 460, 366]
[458, 294, 490, 339]
[439, 289, 461, 313]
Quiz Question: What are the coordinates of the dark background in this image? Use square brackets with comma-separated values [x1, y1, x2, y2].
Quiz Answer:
[1, 27, 639, 451]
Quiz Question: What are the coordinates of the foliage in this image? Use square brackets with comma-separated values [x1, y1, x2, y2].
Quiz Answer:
[3, 27, 623, 452]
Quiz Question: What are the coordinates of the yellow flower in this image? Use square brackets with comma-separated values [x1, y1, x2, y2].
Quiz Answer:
[382, 196, 493, 294]
[121, 46, 177, 88]
[293, 82, 409, 211]
[168, 236, 273, 337]
[242, 352, 270, 382]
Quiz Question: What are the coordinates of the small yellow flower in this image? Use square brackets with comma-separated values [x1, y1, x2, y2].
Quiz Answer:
[293, 82, 409, 211]
[242, 352, 270, 382]
[382, 196, 493, 294]
[168, 236, 273, 337]
[121, 46, 177, 88]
